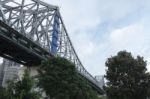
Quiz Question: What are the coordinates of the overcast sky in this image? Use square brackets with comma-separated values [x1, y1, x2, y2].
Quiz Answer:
[41, 0, 150, 76]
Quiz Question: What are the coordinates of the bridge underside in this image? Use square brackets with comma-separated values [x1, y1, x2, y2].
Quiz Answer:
[0, 21, 52, 66]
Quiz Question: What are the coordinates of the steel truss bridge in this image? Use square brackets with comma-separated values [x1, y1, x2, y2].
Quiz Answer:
[0, 0, 104, 94]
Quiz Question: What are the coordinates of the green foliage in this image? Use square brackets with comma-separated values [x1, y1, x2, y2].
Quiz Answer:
[0, 87, 12, 99]
[105, 51, 150, 99]
[11, 69, 41, 99]
[38, 57, 100, 99]
[0, 69, 40, 99]
[38, 57, 78, 99]
[75, 75, 100, 99]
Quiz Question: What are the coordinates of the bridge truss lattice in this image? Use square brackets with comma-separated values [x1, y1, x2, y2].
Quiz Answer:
[0, 0, 104, 93]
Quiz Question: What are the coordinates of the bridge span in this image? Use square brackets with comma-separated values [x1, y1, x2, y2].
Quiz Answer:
[0, 0, 104, 94]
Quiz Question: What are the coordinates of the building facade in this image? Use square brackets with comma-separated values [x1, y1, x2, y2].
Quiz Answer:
[0, 59, 25, 87]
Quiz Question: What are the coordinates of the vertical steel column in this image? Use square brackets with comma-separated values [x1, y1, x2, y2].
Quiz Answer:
[51, 11, 60, 55]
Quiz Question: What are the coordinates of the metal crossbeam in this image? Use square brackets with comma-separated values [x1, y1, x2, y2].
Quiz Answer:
[0, 0, 104, 94]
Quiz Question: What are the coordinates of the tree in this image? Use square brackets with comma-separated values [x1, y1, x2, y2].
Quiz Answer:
[38, 57, 100, 99]
[38, 57, 78, 99]
[18, 69, 40, 99]
[0, 86, 12, 99]
[6, 69, 41, 99]
[75, 75, 100, 99]
[105, 51, 150, 99]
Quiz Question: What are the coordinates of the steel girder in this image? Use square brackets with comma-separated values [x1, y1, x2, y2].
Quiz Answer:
[0, 0, 104, 94]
